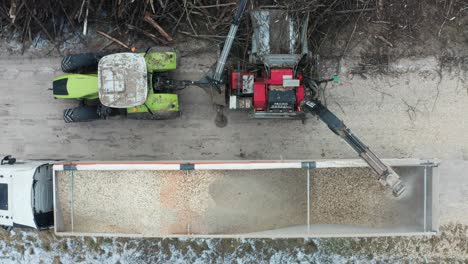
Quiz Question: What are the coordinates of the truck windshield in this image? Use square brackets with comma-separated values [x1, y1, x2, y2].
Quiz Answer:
[0, 183, 7, 210]
[32, 165, 53, 229]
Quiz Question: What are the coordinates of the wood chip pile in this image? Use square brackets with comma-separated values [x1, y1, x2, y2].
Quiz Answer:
[55, 167, 414, 236]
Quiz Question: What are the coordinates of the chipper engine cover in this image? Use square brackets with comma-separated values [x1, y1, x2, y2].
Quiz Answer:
[98, 53, 148, 108]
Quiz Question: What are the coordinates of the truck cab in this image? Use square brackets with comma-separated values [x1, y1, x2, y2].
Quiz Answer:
[0, 158, 54, 230]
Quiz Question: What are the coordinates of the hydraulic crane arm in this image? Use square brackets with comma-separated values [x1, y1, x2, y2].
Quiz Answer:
[303, 100, 406, 197]
[210, 0, 248, 92]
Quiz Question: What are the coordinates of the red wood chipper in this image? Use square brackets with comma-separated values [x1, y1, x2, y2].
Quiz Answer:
[195, 0, 406, 197]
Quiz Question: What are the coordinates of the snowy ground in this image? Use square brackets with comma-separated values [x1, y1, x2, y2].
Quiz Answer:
[1, 224, 467, 263]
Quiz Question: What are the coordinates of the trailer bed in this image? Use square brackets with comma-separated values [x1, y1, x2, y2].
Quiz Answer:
[53, 159, 438, 238]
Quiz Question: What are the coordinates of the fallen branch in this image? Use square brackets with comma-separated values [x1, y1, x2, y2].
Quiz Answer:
[335, 8, 375, 14]
[9, 0, 17, 23]
[143, 12, 173, 42]
[83, 0, 89, 35]
[127, 24, 165, 44]
[149, 0, 156, 13]
[97, 31, 130, 49]
[99, 40, 114, 51]
[178, 31, 226, 39]
[23, 2, 54, 42]
[194, 3, 237, 9]
[374, 35, 393, 48]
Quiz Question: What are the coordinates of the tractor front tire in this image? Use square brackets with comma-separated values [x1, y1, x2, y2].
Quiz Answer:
[61, 53, 100, 73]
[63, 106, 101, 123]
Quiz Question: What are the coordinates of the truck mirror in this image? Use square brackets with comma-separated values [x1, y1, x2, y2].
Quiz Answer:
[1, 155, 16, 165]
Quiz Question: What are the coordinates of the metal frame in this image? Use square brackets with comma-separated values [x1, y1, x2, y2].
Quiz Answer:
[250, 111, 306, 119]
[70, 170, 74, 232]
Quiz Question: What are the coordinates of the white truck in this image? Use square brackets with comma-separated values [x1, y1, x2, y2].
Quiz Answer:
[0, 156, 53, 230]
[0, 155, 439, 238]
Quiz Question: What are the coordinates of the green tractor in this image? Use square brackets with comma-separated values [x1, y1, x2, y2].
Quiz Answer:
[52, 47, 188, 123]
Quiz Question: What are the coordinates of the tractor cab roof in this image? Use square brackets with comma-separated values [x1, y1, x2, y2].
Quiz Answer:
[98, 53, 148, 108]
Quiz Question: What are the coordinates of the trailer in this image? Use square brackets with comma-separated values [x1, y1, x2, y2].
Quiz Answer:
[0, 158, 438, 238]
[55, 159, 438, 238]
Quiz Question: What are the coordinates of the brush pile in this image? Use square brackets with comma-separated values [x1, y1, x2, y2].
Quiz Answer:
[1, 0, 466, 56]
[0, 0, 379, 50]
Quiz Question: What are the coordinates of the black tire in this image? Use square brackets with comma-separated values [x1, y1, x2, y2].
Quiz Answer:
[61, 53, 100, 73]
[2, 225, 12, 232]
[63, 106, 101, 123]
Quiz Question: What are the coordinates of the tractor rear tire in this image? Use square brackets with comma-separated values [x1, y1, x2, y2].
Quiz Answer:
[61, 53, 100, 73]
[63, 106, 101, 123]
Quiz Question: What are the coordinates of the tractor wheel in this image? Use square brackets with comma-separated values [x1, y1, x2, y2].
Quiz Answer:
[61, 53, 100, 73]
[63, 106, 101, 123]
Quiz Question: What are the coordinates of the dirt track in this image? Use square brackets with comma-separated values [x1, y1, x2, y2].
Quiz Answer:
[1, 51, 467, 228]
[0, 54, 467, 161]
[1, 43, 468, 226]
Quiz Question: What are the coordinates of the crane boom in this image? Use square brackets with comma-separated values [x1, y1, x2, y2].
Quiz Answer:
[304, 100, 406, 197]
[211, 0, 248, 90]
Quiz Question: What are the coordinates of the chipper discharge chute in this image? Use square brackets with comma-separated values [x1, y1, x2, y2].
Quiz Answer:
[52, 47, 185, 123]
